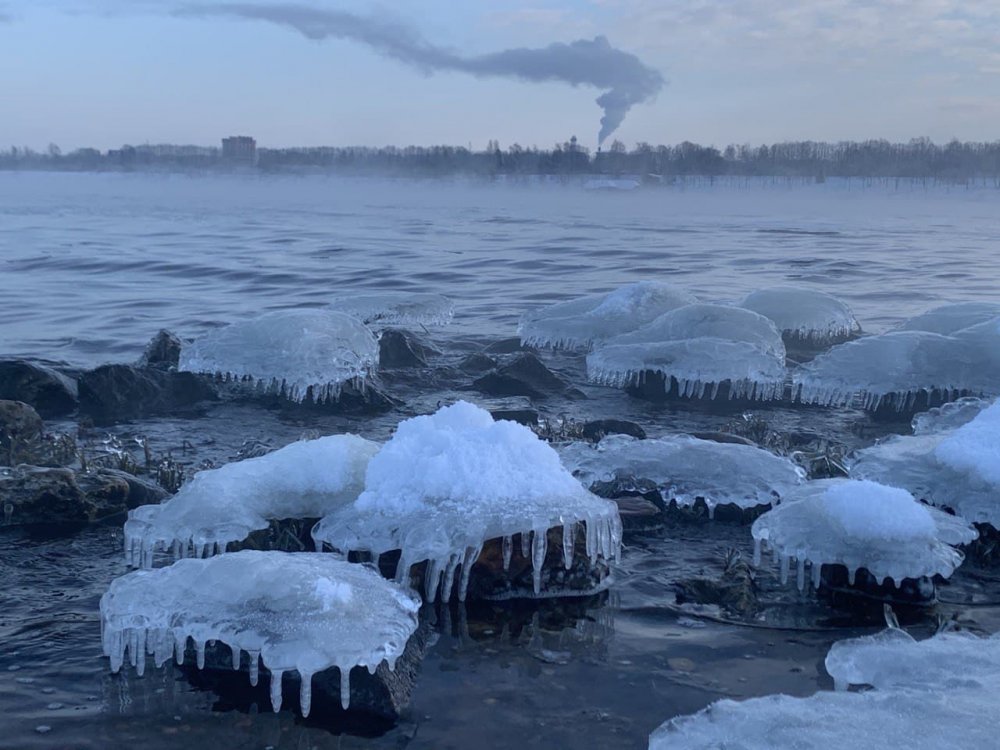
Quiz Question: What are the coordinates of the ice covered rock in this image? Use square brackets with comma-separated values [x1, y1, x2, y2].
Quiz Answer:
[741, 286, 860, 346]
[518, 281, 697, 350]
[179, 309, 379, 403]
[751, 478, 975, 590]
[850, 398, 1000, 527]
[312, 402, 622, 601]
[650, 629, 1000, 750]
[125, 434, 380, 568]
[912, 396, 991, 435]
[100, 551, 420, 716]
[329, 292, 454, 327]
[560, 434, 804, 517]
[898, 301, 1000, 334]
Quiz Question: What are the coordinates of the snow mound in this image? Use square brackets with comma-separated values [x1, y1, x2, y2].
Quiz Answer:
[180, 309, 379, 402]
[124, 434, 379, 568]
[559, 434, 804, 516]
[330, 292, 454, 327]
[898, 301, 1000, 335]
[751, 478, 975, 589]
[313, 402, 622, 601]
[100, 551, 420, 716]
[849, 398, 1000, 527]
[517, 281, 697, 350]
[741, 286, 860, 345]
[793, 330, 982, 410]
[650, 629, 1000, 750]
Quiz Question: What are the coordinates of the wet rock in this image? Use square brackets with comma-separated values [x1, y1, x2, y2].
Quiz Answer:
[78, 364, 218, 424]
[138, 329, 182, 370]
[612, 494, 664, 531]
[0, 360, 78, 417]
[675, 552, 758, 618]
[473, 353, 576, 400]
[580, 419, 646, 442]
[458, 353, 498, 374]
[76, 469, 132, 517]
[0, 467, 97, 524]
[490, 408, 540, 426]
[93, 467, 169, 507]
[378, 329, 437, 370]
[0, 400, 44, 465]
[483, 337, 533, 355]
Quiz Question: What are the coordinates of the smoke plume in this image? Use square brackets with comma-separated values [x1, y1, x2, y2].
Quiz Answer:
[178, 3, 664, 143]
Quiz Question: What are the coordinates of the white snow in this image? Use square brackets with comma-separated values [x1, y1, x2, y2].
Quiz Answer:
[179, 309, 379, 402]
[740, 286, 860, 345]
[517, 281, 697, 350]
[559, 434, 804, 516]
[934, 398, 1000, 486]
[751, 478, 976, 589]
[313, 401, 622, 600]
[329, 292, 454, 327]
[650, 629, 1000, 750]
[898, 301, 1000, 335]
[100, 551, 420, 716]
[124, 434, 380, 568]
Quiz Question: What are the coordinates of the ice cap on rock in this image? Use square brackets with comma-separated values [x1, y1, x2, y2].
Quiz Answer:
[740, 286, 860, 346]
[329, 292, 454, 327]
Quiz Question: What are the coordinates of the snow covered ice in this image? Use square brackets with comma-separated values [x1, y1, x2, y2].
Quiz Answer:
[517, 281, 696, 350]
[849, 398, 1000, 527]
[751, 478, 976, 590]
[312, 401, 622, 600]
[329, 292, 454, 327]
[124, 434, 380, 568]
[897, 301, 1000, 335]
[179, 309, 379, 403]
[559, 434, 804, 517]
[586, 304, 787, 400]
[100, 551, 420, 716]
[649, 628, 1000, 750]
[740, 286, 860, 346]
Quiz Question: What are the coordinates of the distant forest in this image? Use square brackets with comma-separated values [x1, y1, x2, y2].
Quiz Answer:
[4, 137, 1000, 182]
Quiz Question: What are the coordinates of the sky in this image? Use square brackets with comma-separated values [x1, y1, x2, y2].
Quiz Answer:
[1, 0, 999, 151]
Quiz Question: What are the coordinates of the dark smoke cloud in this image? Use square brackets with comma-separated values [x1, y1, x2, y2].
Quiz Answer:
[177, 3, 664, 143]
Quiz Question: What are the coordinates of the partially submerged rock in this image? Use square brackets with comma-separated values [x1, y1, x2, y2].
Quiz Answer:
[138, 329, 182, 370]
[473, 352, 575, 399]
[0, 400, 44, 464]
[79, 364, 217, 424]
[377, 329, 436, 369]
[0, 360, 78, 417]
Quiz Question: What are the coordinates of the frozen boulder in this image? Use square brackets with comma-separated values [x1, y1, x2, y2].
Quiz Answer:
[100, 551, 420, 716]
[518, 281, 696, 350]
[741, 286, 860, 347]
[125, 434, 380, 568]
[330, 292, 454, 327]
[312, 401, 622, 601]
[179, 309, 379, 403]
[751, 479, 976, 590]
[560, 434, 804, 518]
[898, 301, 1000, 335]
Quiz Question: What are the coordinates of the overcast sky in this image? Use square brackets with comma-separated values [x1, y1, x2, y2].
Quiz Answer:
[2, 0, 999, 151]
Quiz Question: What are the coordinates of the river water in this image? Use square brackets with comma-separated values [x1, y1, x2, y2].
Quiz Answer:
[1, 172, 999, 749]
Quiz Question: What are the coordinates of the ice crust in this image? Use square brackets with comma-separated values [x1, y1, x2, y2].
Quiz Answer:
[517, 281, 697, 350]
[650, 629, 1000, 750]
[898, 301, 1000, 335]
[313, 402, 622, 600]
[740, 286, 860, 345]
[180, 309, 379, 402]
[124, 434, 380, 568]
[934, 399, 1000, 485]
[100, 551, 420, 716]
[329, 292, 454, 327]
[912, 396, 990, 435]
[559, 434, 805, 516]
[751, 478, 976, 589]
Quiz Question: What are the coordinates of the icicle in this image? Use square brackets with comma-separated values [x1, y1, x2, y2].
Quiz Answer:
[502, 535, 513, 571]
[194, 542, 206, 560]
[440, 554, 459, 602]
[231, 644, 241, 670]
[174, 633, 185, 665]
[128, 630, 139, 667]
[561, 523, 575, 570]
[171, 539, 181, 560]
[707, 503, 716, 520]
[425, 558, 443, 603]
[299, 672, 313, 718]
[531, 526, 548, 595]
[585, 514, 598, 563]
[269, 669, 283, 712]
[248, 651, 260, 687]
[811, 561, 823, 590]
[109, 630, 124, 673]
[458, 544, 482, 602]
[796, 558, 805, 591]
[195, 640, 206, 670]
[339, 666, 351, 710]
[520, 531, 532, 559]
[394, 552, 411, 584]
[780, 555, 790, 585]
[848, 566, 857, 586]
[753, 538, 762, 567]
[134, 629, 146, 675]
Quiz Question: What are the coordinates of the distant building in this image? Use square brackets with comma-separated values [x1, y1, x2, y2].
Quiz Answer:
[222, 136, 257, 165]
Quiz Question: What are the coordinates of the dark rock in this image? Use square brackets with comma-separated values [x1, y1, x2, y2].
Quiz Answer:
[76, 469, 132, 517]
[0, 400, 44, 465]
[378, 329, 437, 370]
[483, 337, 532, 355]
[473, 353, 573, 400]
[580, 419, 646, 442]
[675, 552, 758, 618]
[0, 467, 97, 524]
[138, 329, 182, 370]
[612, 494, 664, 531]
[0, 360, 78, 417]
[93, 467, 169, 508]
[457, 352, 498, 374]
[490, 408, 539, 426]
[819, 565, 937, 608]
[79, 364, 218, 424]
[690, 431, 758, 447]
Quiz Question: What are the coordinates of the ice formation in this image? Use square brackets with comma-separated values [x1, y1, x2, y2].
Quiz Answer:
[792, 330, 984, 410]
[329, 292, 454, 327]
[559, 434, 804, 517]
[100, 551, 420, 715]
[312, 401, 622, 600]
[898, 301, 1000, 335]
[124, 434, 380, 568]
[179, 309, 379, 402]
[740, 286, 860, 345]
[517, 281, 697, 350]
[849, 398, 1000, 527]
[912, 396, 990, 435]
[649, 628, 1000, 750]
[751, 478, 975, 589]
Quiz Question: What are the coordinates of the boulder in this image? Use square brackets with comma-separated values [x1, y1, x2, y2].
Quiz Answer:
[378, 329, 437, 369]
[0, 360, 78, 417]
[473, 353, 575, 400]
[78, 364, 217, 424]
[0, 467, 96, 524]
[138, 329, 182, 370]
[0, 400, 44, 464]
